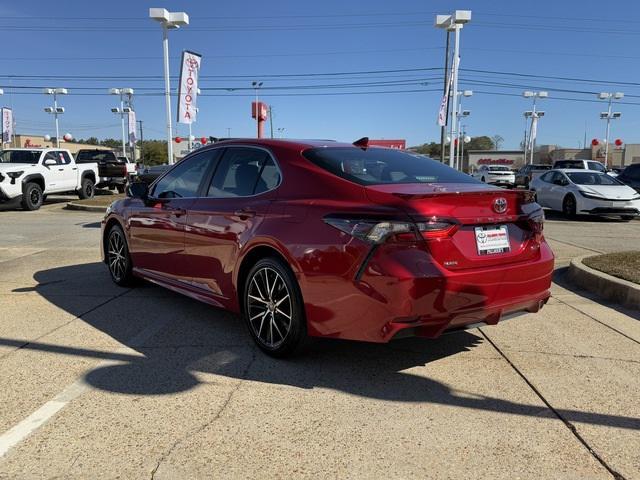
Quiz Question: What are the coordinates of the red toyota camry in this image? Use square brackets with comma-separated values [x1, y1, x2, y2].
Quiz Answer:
[101, 138, 554, 357]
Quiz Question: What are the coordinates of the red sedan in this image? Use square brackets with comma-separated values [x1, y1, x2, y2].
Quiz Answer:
[101, 138, 554, 357]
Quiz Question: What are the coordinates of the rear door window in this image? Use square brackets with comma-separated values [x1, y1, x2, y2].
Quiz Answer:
[587, 161, 606, 172]
[207, 147, 271, 197]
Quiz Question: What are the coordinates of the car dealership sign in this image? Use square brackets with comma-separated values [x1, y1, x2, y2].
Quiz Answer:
[177, 50, 202, 125]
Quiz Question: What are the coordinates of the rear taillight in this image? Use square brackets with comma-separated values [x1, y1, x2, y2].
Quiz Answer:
[324, 217, 414, 244]
[528, 213, 544, 234]
[415, 218, 458, 239]
[324, 216, 457, 244]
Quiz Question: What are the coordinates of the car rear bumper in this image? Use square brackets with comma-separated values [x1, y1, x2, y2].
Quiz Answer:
[302, 241, 554, 343]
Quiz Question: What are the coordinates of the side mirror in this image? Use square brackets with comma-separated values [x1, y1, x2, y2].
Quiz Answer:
[43, 158, 57, 167]
[127, 181, 148, 199]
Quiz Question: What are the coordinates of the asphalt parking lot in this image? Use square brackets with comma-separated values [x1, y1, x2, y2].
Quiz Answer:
[0, 198, 638, 479]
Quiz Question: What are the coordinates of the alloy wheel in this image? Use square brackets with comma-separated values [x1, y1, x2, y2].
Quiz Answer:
[246, 267, 292, 349]
[108, 230, 128, 282]
[30, 188, 41, 205]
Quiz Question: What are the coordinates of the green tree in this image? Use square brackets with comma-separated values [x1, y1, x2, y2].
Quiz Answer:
[100, 138, 121, 149]
[465, 136, 494, 151]
[139, 140, 168, 165]
[491, 134, 504, 150]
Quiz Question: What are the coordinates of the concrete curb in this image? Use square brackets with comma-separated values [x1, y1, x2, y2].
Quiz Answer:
[65, 202, 108, 213]
[567, 254, 640, 309]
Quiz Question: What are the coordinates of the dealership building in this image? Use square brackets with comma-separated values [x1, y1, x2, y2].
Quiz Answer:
[466, 150, 526, 172]
[2, 134, 137, 157]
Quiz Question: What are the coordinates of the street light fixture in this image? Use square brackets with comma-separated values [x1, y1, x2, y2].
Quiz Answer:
[598, 92, 624, 167]
[522, 90, 548, 164]
[435, 10, 472, 168]
[109, 88, 134, 157]
[150, 7, 189, 165]
[43, 88, 67, 147]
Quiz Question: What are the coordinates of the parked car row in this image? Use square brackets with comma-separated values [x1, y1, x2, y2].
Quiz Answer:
[0, 147, 138, 210]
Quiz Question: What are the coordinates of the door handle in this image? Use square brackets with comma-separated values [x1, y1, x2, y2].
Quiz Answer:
[234, 208, 256, 219]
[72, 167, 78, 171]
[58, 168, 64, 171]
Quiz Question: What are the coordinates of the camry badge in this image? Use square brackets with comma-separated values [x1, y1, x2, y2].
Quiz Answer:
[493, 197, 508, 214]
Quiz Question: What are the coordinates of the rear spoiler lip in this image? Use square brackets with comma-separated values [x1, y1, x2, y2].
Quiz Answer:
[391, 189, 534, 201]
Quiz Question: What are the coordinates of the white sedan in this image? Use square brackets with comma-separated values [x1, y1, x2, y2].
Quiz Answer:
[472, 165, 515, 187]
[530, 169, 640, 220]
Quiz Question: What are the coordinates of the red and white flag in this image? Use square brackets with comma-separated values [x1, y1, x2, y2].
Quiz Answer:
[177, 50, 202, 125]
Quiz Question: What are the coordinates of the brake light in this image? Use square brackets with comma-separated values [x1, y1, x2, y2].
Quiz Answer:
[528, 214, 544, 234]
[415, 218, 458, 239]
[323, 217, 415, 244]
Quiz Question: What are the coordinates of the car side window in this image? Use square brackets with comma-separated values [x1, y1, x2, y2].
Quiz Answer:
[627, 165, 640, 180]
[43, 151, 60, 165]
[58, 151, 72, 165]
[207, 147, 271, 198]
[540, 172, 553, 183]
[152, 150, 218, 199]
[588, 161, 605, 172]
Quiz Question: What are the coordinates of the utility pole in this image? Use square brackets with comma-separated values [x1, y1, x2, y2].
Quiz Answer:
[598, 92, 623, 168]
[439, 31, 450, 163]
[269, 106, 274, 139]
[138, 120, 144, 162]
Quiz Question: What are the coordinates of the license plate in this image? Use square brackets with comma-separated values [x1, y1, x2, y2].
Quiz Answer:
[475, 225, 511, 255]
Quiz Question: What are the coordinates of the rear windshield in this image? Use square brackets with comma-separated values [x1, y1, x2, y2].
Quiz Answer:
[302, 147, 478, 185]
[567, 172, 623, 186]
[488, 166, 511, 171]
[0, 150, 41, 164]
[76, 150, 118, 163]
[555, 160, 584, 169]
[532, 165, 551, 171]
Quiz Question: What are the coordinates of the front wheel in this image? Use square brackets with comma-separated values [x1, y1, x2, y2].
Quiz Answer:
[21, 182, 43, 211]
[78, 177, 95, 200]
[563, 195, 577, 218]
[243, 257, 307, 357]
[106, 225, 135, 287]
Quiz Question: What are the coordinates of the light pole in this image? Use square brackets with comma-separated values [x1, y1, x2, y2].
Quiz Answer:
[109, 88, 134, 157]
[435, 10, 472, 168]
[456, 110, 470, 170]
[598, 92, 623, 168]
[523, 91, 548, 164]
[460, 125, 470, 170]
[226, 127, 231, 138]
[149, 8, 189, 165]
[455, 90, 472, 169]
[43, 88, 67, 148]
[252, 81, 263, 138]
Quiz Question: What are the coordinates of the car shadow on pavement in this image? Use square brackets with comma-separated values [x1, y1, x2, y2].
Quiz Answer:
[544, 210, 632, 223]
[3, 261, 639, 432]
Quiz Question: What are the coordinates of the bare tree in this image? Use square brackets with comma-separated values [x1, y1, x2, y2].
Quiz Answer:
[491, 134, 504, 150]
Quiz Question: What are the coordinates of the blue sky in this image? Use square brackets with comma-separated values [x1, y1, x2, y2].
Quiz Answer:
[2, 0, 640, 149]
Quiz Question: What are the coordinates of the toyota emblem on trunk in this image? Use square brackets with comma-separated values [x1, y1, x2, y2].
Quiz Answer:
[493, 197, 508, 214]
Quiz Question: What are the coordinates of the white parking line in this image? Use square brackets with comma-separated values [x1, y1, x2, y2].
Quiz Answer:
[0, 314, 173, 459]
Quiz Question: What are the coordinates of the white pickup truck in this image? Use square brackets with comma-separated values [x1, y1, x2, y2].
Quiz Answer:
[0, 148, 99, 210]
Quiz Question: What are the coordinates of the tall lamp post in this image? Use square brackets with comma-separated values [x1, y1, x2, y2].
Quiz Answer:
[598, 92, 623, 168]
[455, 90, 472, 170]
[109, 88, 134, 157]
[43, 88, 67, 148]
[435, 10, 472, 168]
[149, 8, 189, 165]
[523, 91, 548, 164]
[456, 110, 470, 170]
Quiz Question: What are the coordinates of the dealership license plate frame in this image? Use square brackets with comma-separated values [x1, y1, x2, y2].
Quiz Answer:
[474, 225, 511, 256]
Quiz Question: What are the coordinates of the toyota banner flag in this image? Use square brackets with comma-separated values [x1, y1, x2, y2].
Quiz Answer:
[177, 50, 202, 125]
[128, 110, 136, 146]
[2, 108, 13, 144]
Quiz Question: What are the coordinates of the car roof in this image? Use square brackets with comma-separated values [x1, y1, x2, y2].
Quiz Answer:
[551, 168, 605, 173]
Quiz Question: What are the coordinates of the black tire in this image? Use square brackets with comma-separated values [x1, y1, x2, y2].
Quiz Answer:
[621, 215, 635, 221]
[524, 178, 530, 189]
[481, 176, 486, 183]
[21, 182, 43, 211]
[563, 195, 577, 218]
[116, 184, 126, 194]
[105, 225, 136, 287]
[78, 177, 95, 200]
[243, 257, 308, 358]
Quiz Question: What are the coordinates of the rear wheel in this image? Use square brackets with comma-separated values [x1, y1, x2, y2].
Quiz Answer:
[21, 182, 43, 211]
[243, 257, 307, 357]
[78, 177, 95, 200]
[116, 184, 125, 194]
[563, 195, 577, 218]
[106, 225, 135, 286]
[481, 176, 486, 183]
